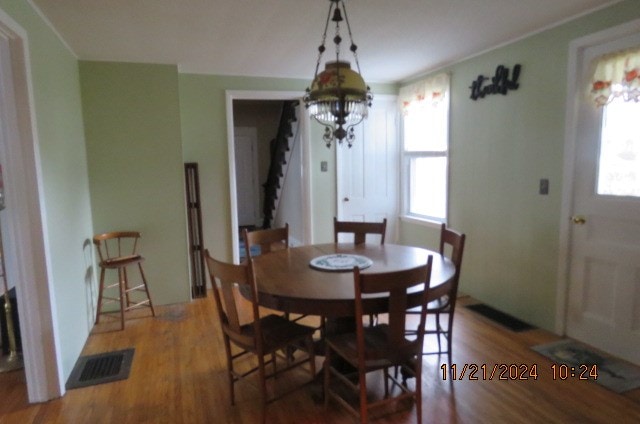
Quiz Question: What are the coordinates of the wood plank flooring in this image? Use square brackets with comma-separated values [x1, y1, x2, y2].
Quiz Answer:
[1, 294, 639, 423]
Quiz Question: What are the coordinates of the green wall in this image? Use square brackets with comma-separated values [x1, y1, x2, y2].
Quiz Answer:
[398, 0, 640, 331]
[178, 75, 306, 262]
[80, 62, 190, 306]
[0, 2, 95, 381]
[178, 73, 396, 260]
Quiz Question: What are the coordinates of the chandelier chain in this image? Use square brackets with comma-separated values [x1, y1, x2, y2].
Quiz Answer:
[304, 0, 372, 147]
[333, 6, 341, 64]
[313, 1, 335, 78]
[340, 0, 363, 75]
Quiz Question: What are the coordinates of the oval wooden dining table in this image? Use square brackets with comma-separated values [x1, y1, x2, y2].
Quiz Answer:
[250, 243, 456, 319]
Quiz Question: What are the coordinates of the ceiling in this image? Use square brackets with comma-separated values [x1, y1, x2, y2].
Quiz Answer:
[31, 0, 620, 83]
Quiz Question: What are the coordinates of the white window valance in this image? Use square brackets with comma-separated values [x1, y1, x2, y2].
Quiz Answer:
[399, 73, 450, 114]
[590, 47, 640, 106]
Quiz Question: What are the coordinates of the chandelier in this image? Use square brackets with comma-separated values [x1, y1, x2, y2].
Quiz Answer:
[303, 0, 372, 148]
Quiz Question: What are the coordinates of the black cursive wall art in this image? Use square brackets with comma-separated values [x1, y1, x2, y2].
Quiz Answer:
[470, 64, 521, 100]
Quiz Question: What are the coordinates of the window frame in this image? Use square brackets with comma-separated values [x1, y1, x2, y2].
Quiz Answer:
[400, 90, 451, 225]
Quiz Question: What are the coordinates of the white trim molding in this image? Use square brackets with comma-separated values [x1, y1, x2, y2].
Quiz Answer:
[556, 18, 640, 335]
[0, 8, 63, 401]
[225, 90, 311, 263]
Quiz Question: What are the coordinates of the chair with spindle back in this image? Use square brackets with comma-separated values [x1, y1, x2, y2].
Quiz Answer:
[93, 231, 155, 330]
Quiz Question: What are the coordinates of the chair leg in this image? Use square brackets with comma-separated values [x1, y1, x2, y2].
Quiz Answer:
[272, 352, 277, 376]
[323, 348, 332, 410]
[415, 358, 423, 424]
[435, 312, 442, 353]
[224, 338, 236, 406]
[228, 371, 235, 406]
[257, 355, 268, 424]
[118, 268, 126, 330]
[95, 267, 106, 324]
[304, 335, 316, 376]
[285, 346, 294, 364]
[123, 267, 131, 308]
[358, 367, 368, 424]
[446, 313, 454, 365]
[319, 316, 326, 340]
[137, 262, 155, 316]
[383, 368, 390, 397]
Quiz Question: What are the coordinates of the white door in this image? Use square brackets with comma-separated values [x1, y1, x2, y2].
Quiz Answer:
[337, 95, 399, 242]
[234, 127, 260, 227]
[566, 33, 640, 365]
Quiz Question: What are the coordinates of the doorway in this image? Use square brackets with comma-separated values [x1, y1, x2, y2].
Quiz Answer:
[225, 91, 312, 263]
[558, 19, 640, 365]
[0, 12, 61, 401]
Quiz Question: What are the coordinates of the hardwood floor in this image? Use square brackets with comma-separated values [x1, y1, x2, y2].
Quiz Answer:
[1, 294, 639, 423]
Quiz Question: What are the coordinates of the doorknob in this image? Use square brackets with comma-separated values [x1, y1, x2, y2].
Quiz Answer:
[571, 215, 586, 225]
[343, 197, 350, 202]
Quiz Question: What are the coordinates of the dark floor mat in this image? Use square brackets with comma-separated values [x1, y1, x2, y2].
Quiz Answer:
[466, 303, 535, 332]
[533, 339, 640, 393]
[66, 348, 134, 390]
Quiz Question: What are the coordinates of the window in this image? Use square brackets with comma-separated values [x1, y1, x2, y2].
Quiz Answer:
[597, 97, 640, 197]
[399, 73, 450, 222]
[590, 47, 640, 197]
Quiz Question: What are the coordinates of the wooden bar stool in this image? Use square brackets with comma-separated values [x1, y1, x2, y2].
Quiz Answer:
[93, 231, 155, 330]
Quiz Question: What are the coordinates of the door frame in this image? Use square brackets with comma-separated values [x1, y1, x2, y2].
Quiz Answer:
[555, 18, 640, 335]
[0, 10, 62, 401]
[225, 90, 312, 263]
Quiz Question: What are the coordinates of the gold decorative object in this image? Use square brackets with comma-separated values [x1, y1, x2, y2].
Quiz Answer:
[0, 209, 23, 373]
[303, 0, 372, 148]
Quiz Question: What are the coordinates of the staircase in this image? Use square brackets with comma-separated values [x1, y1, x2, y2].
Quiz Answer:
[261, 100, 299, 229]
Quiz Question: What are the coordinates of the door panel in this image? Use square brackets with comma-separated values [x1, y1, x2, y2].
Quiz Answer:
[234, 127, 259, 227]
[566, 33, 640, 365]
[337, 96, 399, 243]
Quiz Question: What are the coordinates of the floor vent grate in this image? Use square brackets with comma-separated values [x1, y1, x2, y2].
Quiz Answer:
[466, 303, 535, 332]
[66, 348, 134, 390]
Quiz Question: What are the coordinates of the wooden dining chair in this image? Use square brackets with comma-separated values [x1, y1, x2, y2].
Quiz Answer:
[93, 231, 155, 330]
[243, 224, 323, 334]
[242, 224, 289, 259]
[334, 217, 388, 326]
[324, 256, 433, 424]
[204, 250, 316, 424]
[333, 217, 387, 245]
[408, 223, 466, 365]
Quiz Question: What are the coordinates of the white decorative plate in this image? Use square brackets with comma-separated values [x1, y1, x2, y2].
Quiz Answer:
[309, 254, 373, 272]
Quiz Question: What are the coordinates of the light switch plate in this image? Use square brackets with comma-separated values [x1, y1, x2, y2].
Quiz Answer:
[539, 178, 549, 195]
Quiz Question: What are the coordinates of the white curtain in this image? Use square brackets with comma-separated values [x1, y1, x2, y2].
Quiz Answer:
[590, 47, 640, 106]
[399, 73, 450, 114]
